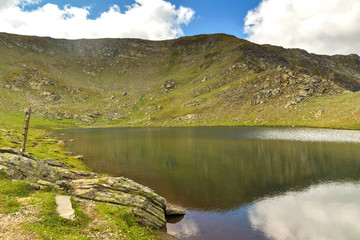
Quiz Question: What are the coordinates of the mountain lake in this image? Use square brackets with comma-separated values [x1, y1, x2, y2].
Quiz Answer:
[55, 126, 360, 240]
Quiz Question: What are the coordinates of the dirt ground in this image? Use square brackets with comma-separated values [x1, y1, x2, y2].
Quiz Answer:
[0, 203, 38, 240]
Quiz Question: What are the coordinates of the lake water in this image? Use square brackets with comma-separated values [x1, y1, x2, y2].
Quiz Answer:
[56, 127, 360, 240]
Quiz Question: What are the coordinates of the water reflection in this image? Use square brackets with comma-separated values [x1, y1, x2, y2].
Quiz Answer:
[167, 207, 266, 240]
[249, 127, 360, 143]
[54, 127, 360, 239]
[56, 127, 360, 211]
[167, 216, 200, 239]
[249, 182, 360, 240]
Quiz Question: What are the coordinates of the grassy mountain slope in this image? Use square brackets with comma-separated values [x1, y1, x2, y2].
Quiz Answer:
[1, 32, 360, 129]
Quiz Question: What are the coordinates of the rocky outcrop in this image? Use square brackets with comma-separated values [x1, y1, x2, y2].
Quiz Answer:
[0, 150, 181, 229]
[71, 177, 166, 228]
[0, 152, 97, 184]
[160, 79, 176, 93]
[40, 91, 60, 101]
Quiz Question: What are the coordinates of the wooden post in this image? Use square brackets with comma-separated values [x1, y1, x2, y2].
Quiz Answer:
[21, 106, 31, 153]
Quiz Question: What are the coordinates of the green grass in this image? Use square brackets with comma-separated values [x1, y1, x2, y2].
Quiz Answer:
[0, 171, 160, 239]
[24, 191, 92, 240]
[95, 203, 160, 240]
[0, 172, 34, 213]
[26, 191, 159, 240]
[0, 108, 90, 171]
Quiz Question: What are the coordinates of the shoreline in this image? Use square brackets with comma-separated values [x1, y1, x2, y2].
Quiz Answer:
[0, 119, 182, 239]
[2, 110, 360, 239]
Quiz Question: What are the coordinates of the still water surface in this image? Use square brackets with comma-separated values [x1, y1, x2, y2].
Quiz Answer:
[56, 127, 360, 239]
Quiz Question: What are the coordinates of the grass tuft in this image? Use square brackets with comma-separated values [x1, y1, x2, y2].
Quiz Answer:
[95, 203, 160, 240]
[0, 174, 34, 213]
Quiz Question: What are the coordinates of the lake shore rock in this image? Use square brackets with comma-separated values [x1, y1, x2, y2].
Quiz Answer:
[70, 177, 167, 228]
[0, 149, 184, 229]
[165, 205, 186, 216]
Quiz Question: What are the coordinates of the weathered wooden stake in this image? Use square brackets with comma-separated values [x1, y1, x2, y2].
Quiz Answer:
[21, 106, 31, 153]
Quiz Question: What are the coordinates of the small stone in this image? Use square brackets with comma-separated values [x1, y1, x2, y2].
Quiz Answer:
[29, 183, 41, 190]
[75, 155, 84, 161]
[160, 79, 176, 93]
[55, 195, 75, 220]
[43, 159, 68, 168]
[298, 89, 309, 97]
[70, 170, 98, 178]
[0, 148, 19, 155]
[37, 180, 55, 187]
[55, 180, 70, 189]
[315, 109, 323, 118]
[0, 148, 32, 159]
[165, 205, 185, 216]
[47, 51, 56, 57]
[0, 165, 8, 172]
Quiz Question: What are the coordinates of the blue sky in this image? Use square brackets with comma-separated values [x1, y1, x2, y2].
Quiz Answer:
[169, 0, 260, 38]
[1, 0, 360, 54]
[22, 0, 260, 39]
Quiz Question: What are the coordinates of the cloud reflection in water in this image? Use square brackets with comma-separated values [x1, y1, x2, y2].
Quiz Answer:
[251, 128, 360, 143]
[249, 182, 360, 240]
[167, 217, 200, 239]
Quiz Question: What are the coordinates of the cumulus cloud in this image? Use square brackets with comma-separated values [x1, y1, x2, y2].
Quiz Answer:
[0, 0, 195, 40]
[249, 182, 360, 240]
[0, 0, 39, 10]
[0, 0, 17, 10]
[244, 0, 360, 55]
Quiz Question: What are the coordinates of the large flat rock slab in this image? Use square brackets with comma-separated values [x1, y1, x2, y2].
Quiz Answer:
[55, 195, 75, 220]
[70, 177, 167, 228]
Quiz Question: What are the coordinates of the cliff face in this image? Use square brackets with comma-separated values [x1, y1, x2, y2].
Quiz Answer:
[0, 32, 360, 128]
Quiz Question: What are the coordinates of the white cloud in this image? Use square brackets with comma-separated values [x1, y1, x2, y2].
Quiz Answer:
[249, 182, 360, 240]
[244, 0, 360, 55]
[0, 0, 195, 40]
[0, 0, 17, 10]
[0, 0, 40, 10]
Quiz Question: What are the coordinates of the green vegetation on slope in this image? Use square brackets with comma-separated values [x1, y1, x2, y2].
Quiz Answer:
[0, 32, 360, 129]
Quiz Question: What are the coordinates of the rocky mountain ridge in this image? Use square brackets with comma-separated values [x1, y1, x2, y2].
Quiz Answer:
[1, 32, 360, 128]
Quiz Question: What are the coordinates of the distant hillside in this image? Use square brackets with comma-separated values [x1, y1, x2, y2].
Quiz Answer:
[1, 32, 360, 129]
